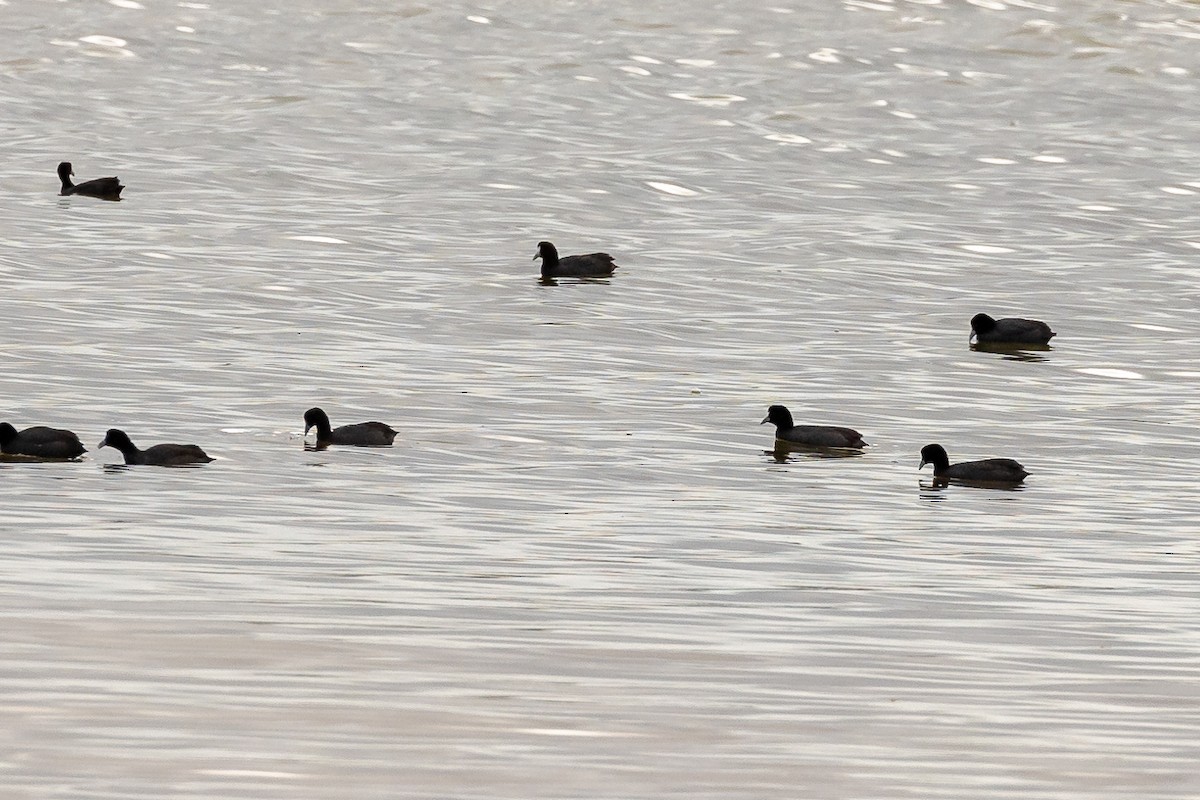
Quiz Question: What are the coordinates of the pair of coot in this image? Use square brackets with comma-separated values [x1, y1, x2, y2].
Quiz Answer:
[532, 243, 1054, 347]
[0, 422, 212, 465]
[531, 242, 1054, 350]
[57, 161, 123, 201]
[761, 405, 1029, 484]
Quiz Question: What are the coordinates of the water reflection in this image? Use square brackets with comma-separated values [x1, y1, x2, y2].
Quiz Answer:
[970, 342, 1052, 362]
[56, 192, 122, 204]
[99, 462, 210, 472]
[766, 443, 868, 463]
[919, 477, 1027, 494]
[918, 482, 949, 502]
[303, 441, 394, 452]
[0, 453, 86, 464]
[7, 0, 1200, 795]
[539, 277, 614, 287]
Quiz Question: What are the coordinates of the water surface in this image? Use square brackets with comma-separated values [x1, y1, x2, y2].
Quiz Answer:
[2, 1, 1199, 798]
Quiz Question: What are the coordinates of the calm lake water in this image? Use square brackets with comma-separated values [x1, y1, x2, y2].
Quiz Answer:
[3, 0, 1199, 797]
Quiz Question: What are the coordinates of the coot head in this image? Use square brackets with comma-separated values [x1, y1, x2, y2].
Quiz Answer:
[98, 428, 135, 452]
[760, 405, 794, 428]
[919, 443, 950, 472]
[303, 407, 332, 438]
[969, 313, 997, 341]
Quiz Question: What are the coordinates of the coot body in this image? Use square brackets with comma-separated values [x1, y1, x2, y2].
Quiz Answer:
[58, 161, 124, 200]
[534, 241, 617, 279]
[919, 443, 1028, 483]
[970, 313, 1055, 345]
[98, 429, 213, 466]
[0, 423, 86, 459]
[761, 405, 867, 449]
[303, 407, 397, 447]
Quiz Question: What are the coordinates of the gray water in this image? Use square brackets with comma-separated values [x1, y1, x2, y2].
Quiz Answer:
[2, 1, 1199, 797]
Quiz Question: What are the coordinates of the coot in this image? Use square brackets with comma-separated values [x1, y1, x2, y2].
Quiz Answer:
[57, 161, 124, 200]
[303, 407, 397, 447]
[919, 443, 1028, 483]
[970, 313, 1055, 345]
[534, 241, 617, 279]
[98, 428, 213, 466]
[0, 422, 86, 459]
[761, 405, 867, 449]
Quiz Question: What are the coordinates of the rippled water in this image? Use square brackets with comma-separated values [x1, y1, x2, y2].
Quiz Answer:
[3, 1, 1200, 797]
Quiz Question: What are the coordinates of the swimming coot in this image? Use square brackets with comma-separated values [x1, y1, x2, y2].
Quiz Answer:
[57, 161, 124, 200]
[534, 241, 617, 279]
[0, 422, 86, 459]
[303, 407, 397, 447]
[761, 405, 867, 449]
[98, 428, 213, 466]
[919, 443, 1028, 483]
[970, 313, 1055, 345]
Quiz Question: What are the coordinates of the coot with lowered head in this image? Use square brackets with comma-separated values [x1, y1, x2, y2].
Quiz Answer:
[0, 422, 86, 459]
[970, 313, 1055, 345]
[98, 429, 213, 466]
[303, 407, 397, 447]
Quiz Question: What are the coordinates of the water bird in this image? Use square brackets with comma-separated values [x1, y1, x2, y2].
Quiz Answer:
[303, 407, 397, 447]
[918, 443, 1028, 483]
[97, 429, 213, 466]
[533, 241, 617, 279]
[970, 313, 1055, 345]
[0, 422, 86, 459]
[760, 405, 867, 449]
[57, 161, 124, 200]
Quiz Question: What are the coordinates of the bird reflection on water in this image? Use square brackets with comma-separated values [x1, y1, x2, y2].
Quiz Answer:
[970, 342, 1052, 363]
[919, 477, 1028, 497]
[766, 442, 868, 464]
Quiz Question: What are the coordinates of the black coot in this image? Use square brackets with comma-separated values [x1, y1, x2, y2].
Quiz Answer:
[58, 161, 124, 200]
[760, 405, 867, 449]
[919, 443, 1028, 483]
[303, 407, 397, 447]
[534, 241, 617, 279]
[98, 428, 213, 466]
[970, 313, 1055, 345]
[0, 422, 86, 459]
